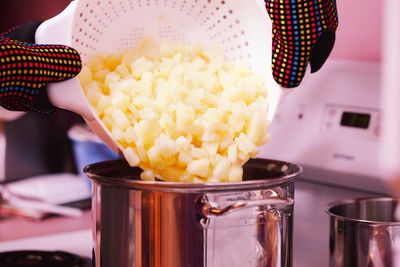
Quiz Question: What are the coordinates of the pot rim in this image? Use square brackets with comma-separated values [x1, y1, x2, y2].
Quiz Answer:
[84, 158, 302, 192]
[326, 197, 400, 225]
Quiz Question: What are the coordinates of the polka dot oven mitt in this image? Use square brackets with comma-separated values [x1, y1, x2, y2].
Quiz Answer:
[265, 0, 338, 88]
[0, 21, 82, 114]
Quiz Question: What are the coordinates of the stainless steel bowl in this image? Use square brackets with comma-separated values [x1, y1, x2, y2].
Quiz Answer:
[327, 197, 400, 267]
[85, 158, 302, 267]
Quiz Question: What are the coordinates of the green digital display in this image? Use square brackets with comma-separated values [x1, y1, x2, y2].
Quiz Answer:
[340, 112, 371, 129]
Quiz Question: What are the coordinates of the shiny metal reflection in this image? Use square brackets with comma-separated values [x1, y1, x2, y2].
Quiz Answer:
[85, 158, 301, 267]
[327, 197, 400, 267]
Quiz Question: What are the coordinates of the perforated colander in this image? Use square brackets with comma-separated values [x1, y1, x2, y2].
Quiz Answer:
[35, 0, 283, 153]
[73, 0, 267, 64]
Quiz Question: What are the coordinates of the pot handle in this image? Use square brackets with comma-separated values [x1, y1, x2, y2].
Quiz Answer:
[201, 197, 293, 217]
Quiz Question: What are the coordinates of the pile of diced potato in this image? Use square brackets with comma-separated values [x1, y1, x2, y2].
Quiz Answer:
[78, 38, 270, 182]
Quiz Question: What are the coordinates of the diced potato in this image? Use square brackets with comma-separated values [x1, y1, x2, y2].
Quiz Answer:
[191, 147, 208, 160]
[111, 109, 130, 130]
[123, 147, 140, 166]
[86, 89, 103, 106]
[227, 143, 238, 163]
[176, 136, 191, 150]
[96, 96, 112, 116]
[236, 133, 258, 155]
[203, 143, 218, 156]
[87, 55, 106, 72]
[122, 50, 141, 67]
[111, 92, 130, 111]
[109, 79, 135, 95]
[176, 103, 195, 131]
[101, 115, 114, 130]
[140, 169, 155, 181]
[131, 57, 153, 79]
[135, 139, 148, 162]
[124, 126, 137, 143]
[193, 177, 206, 183]
[147, 146, 165, 168]
[105, 53, 122, 71]
[160, 40, 180, 57]
[133, 96, 157, 111]
[245, 111, 264, 145]
[85, 81, 104, 93]
[152, 134, 179, 157]
[228, 165, 243, 182]
[187, 159, 210, 178]
[133, 115, 161, 149]
[111, 126, 125, 141]
[159, 166, 186, 182]
[213, 157, 231, 181]
[93, 69, 110, 84]
[115, 65, 131, 78]
[178, 149, 193, 166]
[78, 66, 92, 89]
[79, 39, 270, 182]
[105, 72, 120, 86]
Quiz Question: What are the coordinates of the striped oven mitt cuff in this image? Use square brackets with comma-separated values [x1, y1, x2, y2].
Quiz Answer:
[0, 22, 82, 114]
[265, 0, 339, 88]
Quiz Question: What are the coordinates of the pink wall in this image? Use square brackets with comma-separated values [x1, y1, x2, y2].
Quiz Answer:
[0, 0, 72, 32]
[0, 0, 382, 62]
[330, 0, 383, 62]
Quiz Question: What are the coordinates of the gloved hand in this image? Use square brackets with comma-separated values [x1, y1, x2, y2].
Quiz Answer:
[0, 21, 82, 114]
[265, 0, 339, 88]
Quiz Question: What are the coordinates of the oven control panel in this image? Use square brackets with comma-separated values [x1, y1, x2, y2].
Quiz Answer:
[258, 60, 384, 191]
[321, 104, 380, 140]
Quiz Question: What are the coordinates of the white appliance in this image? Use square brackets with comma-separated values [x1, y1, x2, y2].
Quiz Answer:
[256, 58, 386, 267]
[259, 59, 387, 193]
[380, 0, 400, 187]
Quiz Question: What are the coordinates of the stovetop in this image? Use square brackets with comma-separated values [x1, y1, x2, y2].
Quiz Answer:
[0, 230, 92, 263]
[0, 250, 91, 267]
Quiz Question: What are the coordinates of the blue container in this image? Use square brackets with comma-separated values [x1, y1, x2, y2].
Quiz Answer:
[71, 139, 120, 177]
[68, 124, 120, 189]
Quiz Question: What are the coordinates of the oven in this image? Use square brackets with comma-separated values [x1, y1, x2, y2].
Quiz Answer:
[258, 59, 387, 267]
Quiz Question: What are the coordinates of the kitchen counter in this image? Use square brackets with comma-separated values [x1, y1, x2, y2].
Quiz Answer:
[0, 208, 93, 263]
[0, 210, 92, 242]
[0, 229, 93, 259]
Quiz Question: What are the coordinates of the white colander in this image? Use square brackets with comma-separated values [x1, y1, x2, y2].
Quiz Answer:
[35, 0, 283, 153]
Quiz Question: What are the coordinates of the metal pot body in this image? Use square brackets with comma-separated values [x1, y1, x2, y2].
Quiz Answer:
[85, 158, 301, 267]
[327, 197, 400, 267]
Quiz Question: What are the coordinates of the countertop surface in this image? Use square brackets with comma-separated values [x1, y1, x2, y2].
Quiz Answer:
[0, 229, 93, 259]
[0, 210, 92, 242]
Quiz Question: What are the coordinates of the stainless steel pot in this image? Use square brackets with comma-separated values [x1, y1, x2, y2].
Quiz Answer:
[84, 158, 302, 267]
[327, 197, 400, 267]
